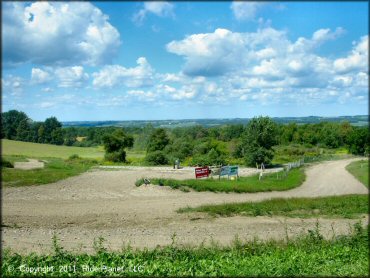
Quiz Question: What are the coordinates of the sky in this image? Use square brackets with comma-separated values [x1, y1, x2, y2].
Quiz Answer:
[1, 1, 369, 121]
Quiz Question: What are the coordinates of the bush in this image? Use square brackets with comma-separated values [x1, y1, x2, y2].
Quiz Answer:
[145, 151, 169, 165]
[1, 158, 14, 168]
[68, 154, 80, 160]
[104, 149, 127, 163]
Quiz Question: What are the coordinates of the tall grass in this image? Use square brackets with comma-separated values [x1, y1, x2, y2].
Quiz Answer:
[2, 224, 368, 276]
[178, 194, 369, 218]
[138, 168, 305, 193]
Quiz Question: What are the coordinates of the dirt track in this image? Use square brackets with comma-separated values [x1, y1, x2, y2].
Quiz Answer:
[2, 158, 368, 254]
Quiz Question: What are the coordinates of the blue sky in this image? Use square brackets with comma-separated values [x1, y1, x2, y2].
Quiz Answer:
[2, 1, 368, 121]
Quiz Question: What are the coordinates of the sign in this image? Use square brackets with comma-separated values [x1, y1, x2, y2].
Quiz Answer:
[195, 167, 210, 179]
[220, 166, 239, 178]
[220, 166, 229, 176]
[229, 166, 238, 176]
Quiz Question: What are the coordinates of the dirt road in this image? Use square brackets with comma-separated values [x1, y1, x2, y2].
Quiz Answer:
[2, 158, 368, 254]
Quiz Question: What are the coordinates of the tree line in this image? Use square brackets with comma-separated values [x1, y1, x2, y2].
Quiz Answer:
[1, 110, 368, 166]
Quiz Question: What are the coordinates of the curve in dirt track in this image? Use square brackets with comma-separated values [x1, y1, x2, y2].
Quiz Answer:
[2, 158, 368, 254]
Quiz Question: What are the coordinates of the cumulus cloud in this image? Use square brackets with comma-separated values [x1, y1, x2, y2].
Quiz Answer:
[55, 66, 89, 88]
[92, 57, 154, 88]
[133, 2, 174, 24]
[2, 75, 25, 96]
[333, 36, 368, 74]
[3, 2, 121, 67]
[31, 68, 52, 84]
[231, 1, 266, 21]
[166, 27, 346, 80]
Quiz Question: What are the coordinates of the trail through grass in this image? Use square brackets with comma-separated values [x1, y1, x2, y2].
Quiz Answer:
[346, 159, 369, 188]
[138, 168, 305, 193]
[178, 195, 369, 218]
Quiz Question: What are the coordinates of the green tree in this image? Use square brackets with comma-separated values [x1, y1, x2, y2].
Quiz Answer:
[1, 110, 29, 139]
[43, 117, 62, 144]
[16, 119, 32, 141]
[146, 128, 170, 152]
[348, 127, 369, 155]
[242, 116, 278, 166]
[102, 129, 134, 162]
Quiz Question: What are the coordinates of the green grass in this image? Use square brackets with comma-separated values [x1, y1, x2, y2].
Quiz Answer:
[178, 195, 369, 219]
[2, 139, 105, 159]
[2, 224, 368, 276]
[1, 157, 97, 187]
[346, 159, 369, 188]
[1, 139, 145, 163]
[139, 168, 305, 193]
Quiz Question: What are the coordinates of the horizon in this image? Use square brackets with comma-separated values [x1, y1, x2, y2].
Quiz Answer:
[60, 114, 368, 123]
[2, 1, 369, 121]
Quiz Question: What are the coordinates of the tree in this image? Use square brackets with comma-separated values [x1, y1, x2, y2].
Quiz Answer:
[242, 116, 278, 166]
[102, 129, 134, 162]
[43, 117, 62, 144]
[146, 128, 170, 153]
[348, 127, 369, 155]
[1, 110, 29, 139]
[16, 119, 32, 141]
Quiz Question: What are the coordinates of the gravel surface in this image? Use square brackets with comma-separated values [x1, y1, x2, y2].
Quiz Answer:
[2, 158, 368, 254]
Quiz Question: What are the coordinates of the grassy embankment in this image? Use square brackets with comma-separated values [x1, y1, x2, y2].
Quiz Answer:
[2, 224, 368, 277]
[178, 195, 369, 219]
[136, 168, 305, 193]
[1, 139, 146, 186]
[346, 159, 369, 188]
[1, 156, 98, 187]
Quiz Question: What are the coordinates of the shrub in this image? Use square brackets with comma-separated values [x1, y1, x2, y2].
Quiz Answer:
[104, 149, 127, 163]
[145, 151, 169, 165]
[1, 158, 14, 168]
[68, 154, 80, 160]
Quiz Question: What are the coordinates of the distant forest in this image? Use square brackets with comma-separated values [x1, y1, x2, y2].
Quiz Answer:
[1, 110, 369, 166]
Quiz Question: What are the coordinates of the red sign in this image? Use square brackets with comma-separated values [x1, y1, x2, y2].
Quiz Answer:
[195, 167, 210, 179]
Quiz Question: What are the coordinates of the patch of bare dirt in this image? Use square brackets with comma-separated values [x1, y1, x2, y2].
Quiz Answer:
[13, 159, 44, 170]
[2, 158, 368, 254]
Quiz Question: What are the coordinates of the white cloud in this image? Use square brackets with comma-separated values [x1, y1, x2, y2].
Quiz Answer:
[3, 2, 120, 67]
[231, 2, 265, 21]
[166, 27, 346, 84]
[55, 66, 89, 88]
[92, 57, 154, 88]
[133, 2, 174, 24]
[39, 102, 56, 108]
[128, 90, 156, 102]
[2, 75, 25, 96]
[333, 36, 368, 74]
[31, 68, 52, 84]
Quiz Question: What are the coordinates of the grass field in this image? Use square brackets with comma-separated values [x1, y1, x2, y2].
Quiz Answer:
[2, 139, 105, 159]
[2, 224, 368, 277]
[178, 195, 369, 219]
[1, 139, 145, 161]
[138, 168, 305, 193]
[1, 157, 98, 187]
[346, 159, 369, 188]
